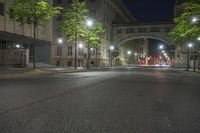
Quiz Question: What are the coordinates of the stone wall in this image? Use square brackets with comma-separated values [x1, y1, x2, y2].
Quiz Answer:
[0, 49, 29, 67]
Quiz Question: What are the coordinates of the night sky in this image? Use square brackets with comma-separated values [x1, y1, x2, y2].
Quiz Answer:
[123, 0, 176, 22]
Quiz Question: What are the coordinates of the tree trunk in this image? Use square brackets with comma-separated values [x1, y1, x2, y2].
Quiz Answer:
[33, 15, 36, 70]
[74, 31, 77, 70]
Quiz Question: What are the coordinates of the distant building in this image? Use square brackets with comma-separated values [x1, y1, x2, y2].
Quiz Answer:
[51, 0, 136, 67]
[0, 0, 53, 67]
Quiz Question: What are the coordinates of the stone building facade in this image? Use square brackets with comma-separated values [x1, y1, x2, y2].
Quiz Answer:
[0, 0, 53, 67]
[51, 0, 136, 67]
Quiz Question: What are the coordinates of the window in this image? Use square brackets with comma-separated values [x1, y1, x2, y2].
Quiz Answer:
[150, 27, 160, 32]
[117, 29, 122, 34]
[165, 27, 171, 32]
[57, 0, 62, 4]
[68, 0, 72, 4]
[0, 2, 4, 16]
[0, 41, 6, 49]
[56, 46, 62, 56]
[138, 28, 147, 33]
[67, 46, 72, 56]
[67, 61, 72, 66]
[56, 14, 62, 21]
[78, 48, 83, 56]
[89, 8, 96, 17]
[127, 28, 135, 33]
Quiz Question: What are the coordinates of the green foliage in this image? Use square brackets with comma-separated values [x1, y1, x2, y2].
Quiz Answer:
[9, 0, 62, 26]
[170, 0, 200, 41]
[61, 0, 88, 42]
[88, 22, 105, 48]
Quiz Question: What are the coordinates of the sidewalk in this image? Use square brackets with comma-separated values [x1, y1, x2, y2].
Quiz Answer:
[0, 67, 108, 79]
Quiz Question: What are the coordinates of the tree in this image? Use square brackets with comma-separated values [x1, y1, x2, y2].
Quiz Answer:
[61, 0, 88, 70]
[88, 22, 105, 48]
[9, 0, 62, 70]
[87, 21, 105, 67]
[170, 0, 200, 41]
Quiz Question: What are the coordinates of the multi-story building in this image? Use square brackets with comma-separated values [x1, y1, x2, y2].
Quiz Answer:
[0, 0, 53, 67]
[51, 0, 136, 67]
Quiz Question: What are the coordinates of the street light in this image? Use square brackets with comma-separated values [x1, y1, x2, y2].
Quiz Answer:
[159, 45, 164, 50]
[79, 43, 84, 67]
[110, 46, 114, 67]
[197, 37, 200, 41]
[57, 38, 63, 44]
[86, 19, 93, 27]
[79, 43, 83, 48]
[86, 19, 94, 69]
[187, 43, 193, 71]
[110, 46, 114, 51]
[134, 53, 138, 64]
[16, 44, 20, 48]
[127, 50, 131, 55]
[188, 43, 193, 48]
[192, 17, 198, 23]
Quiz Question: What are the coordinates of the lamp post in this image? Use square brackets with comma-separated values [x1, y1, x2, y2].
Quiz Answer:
[134, 53, 138, 64]
[79, 43, 83, 67]
[159, 45, 164, 50]
[110, 46, 114, 67]
[57, 38, 63, 44]
[127, 50, 131, 65]
[187, 43, 193, 71]
[86, 19, 93, 69]
[57, 38, 63, 66]
[192, 17, 198, 23]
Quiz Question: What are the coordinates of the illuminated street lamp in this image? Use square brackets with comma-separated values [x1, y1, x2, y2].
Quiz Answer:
[86, 19, 94, 69]
[188, 43, 193, 48]
[16, 44, 20, 48]
[78, 43, 84, 67]
[57, 38, 63, 44]
[134, 53, 138, 56]
[127, 50, 131, 55]
[187, 43, 193, 71]
[192, 17, 198, 23]
[197, 37, 200, 41]
[79, 43, 83, 48]
[159, 45, 164, 50]
[110, 46, 114, 51]
[110, 46, 114, 67]
[86, 19, 93, 27]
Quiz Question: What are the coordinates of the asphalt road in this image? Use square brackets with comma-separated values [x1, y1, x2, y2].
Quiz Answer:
[0, 67, 200, 133]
